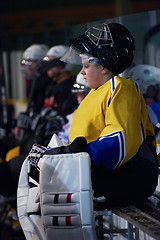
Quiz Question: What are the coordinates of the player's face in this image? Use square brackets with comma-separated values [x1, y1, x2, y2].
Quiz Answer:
[80, 54, 104, 89]
[24, 60, 40, 75]
[46, 56, 62, 79]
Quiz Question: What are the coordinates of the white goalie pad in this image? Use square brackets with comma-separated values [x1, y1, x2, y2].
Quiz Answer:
[17, 134, 97, 240]
[40, 152, 97, 240]
[17, 158, 46, 240]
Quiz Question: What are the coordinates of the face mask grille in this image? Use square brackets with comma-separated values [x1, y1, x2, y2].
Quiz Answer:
[85, 23, 114, 47]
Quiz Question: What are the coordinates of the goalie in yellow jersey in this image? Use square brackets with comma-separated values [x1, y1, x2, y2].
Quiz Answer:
[61, 22, 159, 208]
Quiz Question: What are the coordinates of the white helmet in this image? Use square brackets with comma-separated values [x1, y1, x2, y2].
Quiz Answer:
[72, 72, 90, 93]
[46, 45, 74, 72]
[23, 44, 49, 61]
[128, 64, 160, 94]
[76, 72, 87, 86]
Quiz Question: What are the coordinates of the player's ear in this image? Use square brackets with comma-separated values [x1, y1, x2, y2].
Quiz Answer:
[101, 67, 108, 74]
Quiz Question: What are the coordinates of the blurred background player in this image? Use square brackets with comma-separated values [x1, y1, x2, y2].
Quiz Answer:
[58, 71, 90, 143]
[20, 43, 52, 114]
[22, 44, 48, 78]
[129, 64, 160, 159]
[0, 44, 50, 161]
[35, 45, 78, 145]
[129, 64, 160, 105]
[43, 45, 78, 115]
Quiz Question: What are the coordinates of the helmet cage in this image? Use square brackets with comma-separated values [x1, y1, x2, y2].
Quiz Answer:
[85, 23, 114, 47]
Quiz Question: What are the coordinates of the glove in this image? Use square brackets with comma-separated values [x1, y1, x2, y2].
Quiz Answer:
[27, 137, 87, 186]
[35, 115, 67, 145]
[45, 115, 68, 135]
[27, 144, 51, 169]
[44, 136, 87, 155]
[27, 137, 87, 169]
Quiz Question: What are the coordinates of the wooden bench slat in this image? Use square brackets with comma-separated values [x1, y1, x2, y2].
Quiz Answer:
[111, 200, 160, 239]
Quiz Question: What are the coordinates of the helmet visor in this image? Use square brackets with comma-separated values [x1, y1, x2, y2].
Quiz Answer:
[60, 45, 99, 66]
[21, 59, 38, 66]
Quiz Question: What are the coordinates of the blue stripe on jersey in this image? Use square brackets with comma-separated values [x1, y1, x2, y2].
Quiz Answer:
[107, 77, 116, 108]
[141, 121, 145, 141]
[87, 131, 126, 170]
[136, 84, 145, 142]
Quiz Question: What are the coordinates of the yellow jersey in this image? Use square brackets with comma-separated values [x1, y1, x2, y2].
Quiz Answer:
[69, 76, 155, 169]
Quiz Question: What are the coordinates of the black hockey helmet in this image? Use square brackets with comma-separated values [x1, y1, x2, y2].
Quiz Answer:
[62, 23, 135, 75]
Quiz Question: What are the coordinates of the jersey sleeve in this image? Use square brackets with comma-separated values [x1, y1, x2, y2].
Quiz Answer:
[87, 130, 125, 169]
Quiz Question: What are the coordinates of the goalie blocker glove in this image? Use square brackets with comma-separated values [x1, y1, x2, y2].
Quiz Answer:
[27, 136, 87, 171]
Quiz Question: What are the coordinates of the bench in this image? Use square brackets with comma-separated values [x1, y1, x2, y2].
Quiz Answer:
[96, 189, 160, 240]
